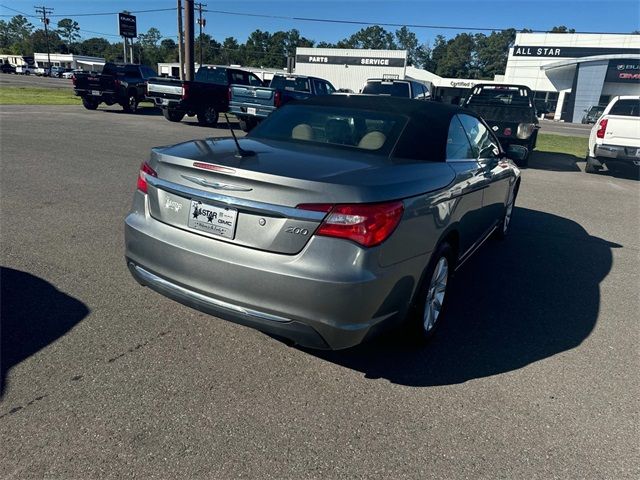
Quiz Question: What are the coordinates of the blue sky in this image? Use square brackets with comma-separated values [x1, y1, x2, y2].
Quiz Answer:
[3, 0, 639, 45]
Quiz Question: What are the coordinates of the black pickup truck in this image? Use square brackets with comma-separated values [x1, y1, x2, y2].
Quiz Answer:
[73, 63, 157, 113]
[229, 74, 336, 131]
[147, 66, 264, 126]
[463, 84, 539, 166]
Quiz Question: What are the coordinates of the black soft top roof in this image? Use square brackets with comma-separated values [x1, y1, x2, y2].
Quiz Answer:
[296, 94, 467, 162]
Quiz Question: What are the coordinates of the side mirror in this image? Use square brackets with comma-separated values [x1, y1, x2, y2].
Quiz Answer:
[506, 144, 528, 163]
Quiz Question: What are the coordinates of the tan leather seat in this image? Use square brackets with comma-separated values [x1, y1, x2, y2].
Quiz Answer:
[292, 123, 314, 141]
[358, 131, 386, 150]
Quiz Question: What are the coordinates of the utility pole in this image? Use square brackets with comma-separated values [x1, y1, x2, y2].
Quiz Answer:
[195, 2, 207, 68]
[34, 6, 53, 70]
[177, 0, 184, 80]
[184, 0, 194, 81]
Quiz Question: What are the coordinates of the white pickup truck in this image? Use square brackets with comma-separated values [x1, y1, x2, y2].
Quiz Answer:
[586, 95, 640, 175]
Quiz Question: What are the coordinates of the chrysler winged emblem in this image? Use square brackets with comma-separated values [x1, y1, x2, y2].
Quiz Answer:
[181, 175, 253, 191]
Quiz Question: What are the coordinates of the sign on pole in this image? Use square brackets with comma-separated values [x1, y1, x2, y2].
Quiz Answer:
[118, 13, 137, 38]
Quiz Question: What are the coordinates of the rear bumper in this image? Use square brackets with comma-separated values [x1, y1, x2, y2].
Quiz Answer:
[74, 89, 119, 103]
[595, 144, 640, 166]
[229, 103, 274, 119]
[128, 262, 331, 349]
[124, 193, 425, 349]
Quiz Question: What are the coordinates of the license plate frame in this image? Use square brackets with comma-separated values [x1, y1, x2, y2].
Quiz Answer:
[187, 200, 238, 240]
[247, 107, 257, 115]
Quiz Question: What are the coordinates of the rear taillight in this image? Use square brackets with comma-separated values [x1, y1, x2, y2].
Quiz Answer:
[596, 118, 608, 139]
[274, 90, 282, 108]
[136, 161, 157, 194]
[182, 83, 189, 100]
[114, 79, 121, 89]
[71, 75, 76, 85]
[228, 86, 232, 102]
[297, 201, 404, 247]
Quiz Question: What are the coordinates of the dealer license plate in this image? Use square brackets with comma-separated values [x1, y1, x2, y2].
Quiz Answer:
[91, 90, 100, 96]
[247, 107, 257, 115]
[188, 200, 237, 239]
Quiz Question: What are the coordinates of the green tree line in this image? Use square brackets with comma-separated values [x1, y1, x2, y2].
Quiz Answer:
[0, 15, 581, 79]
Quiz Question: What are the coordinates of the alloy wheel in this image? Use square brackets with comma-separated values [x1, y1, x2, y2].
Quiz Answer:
[423, 256, 448, 333]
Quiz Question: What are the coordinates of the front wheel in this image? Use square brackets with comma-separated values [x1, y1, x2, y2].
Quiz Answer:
[122, 94, 139, 113]
[408, 242, 453, 343]
[162, 109, 185, 122]
[82, 97, 99, 110]
[494, 184, 517, 240]
[197, 106, 219, 127]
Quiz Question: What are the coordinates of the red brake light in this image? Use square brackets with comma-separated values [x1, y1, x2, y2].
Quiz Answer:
[71, 75, 76, 85]
[228, 86, 232, 102]
[596, 118, 608, 139]
[182, 83, 189, 100]
[274, 90, 282, 108]
[136, 161, 157, 194]
[298, 201, 404, 247]
[114, 79, 121, 88]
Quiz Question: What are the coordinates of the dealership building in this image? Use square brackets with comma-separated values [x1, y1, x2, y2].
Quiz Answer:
[293, 33, 639, 123]
[33, 53, 106, 71]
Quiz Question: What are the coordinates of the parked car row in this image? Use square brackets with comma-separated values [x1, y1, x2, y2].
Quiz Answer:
[72, 62, 542, 167]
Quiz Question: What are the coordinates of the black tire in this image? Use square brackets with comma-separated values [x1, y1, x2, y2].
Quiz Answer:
[197, 106, 219, 127]
[82, 97, 99, 110]
[238, 117, 258, 132]
[494, 183, 518, 240]
[407, 242, 454, 343]
[162, 109, 185, 123]
[585, 156, 600, 174]
[122, 93, 139, 113]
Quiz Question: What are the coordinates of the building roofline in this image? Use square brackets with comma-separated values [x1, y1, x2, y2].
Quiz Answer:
[541, 53, 640, 71]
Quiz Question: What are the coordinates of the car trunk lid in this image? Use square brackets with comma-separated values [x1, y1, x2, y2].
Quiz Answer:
[144, 137, 454, 254]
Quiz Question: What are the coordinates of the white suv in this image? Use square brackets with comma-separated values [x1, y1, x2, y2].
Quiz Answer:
[586, 96, 640, 175]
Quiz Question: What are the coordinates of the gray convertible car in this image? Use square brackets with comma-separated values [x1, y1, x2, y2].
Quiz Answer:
[125, 95, 523, 349]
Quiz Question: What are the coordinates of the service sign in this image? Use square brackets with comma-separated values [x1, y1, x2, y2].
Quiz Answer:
[605, 59, 640, 83]
[118, 13, 137, 38]
[296, 55, 406, 68]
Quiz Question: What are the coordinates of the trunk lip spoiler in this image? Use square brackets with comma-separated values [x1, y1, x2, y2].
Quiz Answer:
[146, 175, 327, 221]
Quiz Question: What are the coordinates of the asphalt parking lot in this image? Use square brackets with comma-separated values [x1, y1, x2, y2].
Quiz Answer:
[1, 104, 638, 478]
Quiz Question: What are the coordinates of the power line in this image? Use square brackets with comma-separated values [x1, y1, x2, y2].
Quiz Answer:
[0, 4, 37, 17]
[202, 8, 632, 35]
[48, 7, 176, 18]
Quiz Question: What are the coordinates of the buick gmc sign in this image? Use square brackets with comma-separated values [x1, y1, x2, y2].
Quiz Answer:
[606, 59, 640, 83]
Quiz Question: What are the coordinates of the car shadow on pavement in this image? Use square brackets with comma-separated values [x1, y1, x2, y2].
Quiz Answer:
[0, 267, 89, 398]
[528, 151, 582, 172]
[305, 207, 621, 387]
[100, 106, 163, 116]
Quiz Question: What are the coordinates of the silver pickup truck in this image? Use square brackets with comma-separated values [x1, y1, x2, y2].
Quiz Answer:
[229, 74, 336, 132]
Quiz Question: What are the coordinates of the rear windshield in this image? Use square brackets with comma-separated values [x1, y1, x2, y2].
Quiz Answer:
[102, 63, 145, 78]
[467, 86, 532, 107]
[250, 104, 407, 154]
[269, 76, 311, 92]
[362, 81, 410, 97]
[195, 67, 228, 84]
[609, 99, 640, 117]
